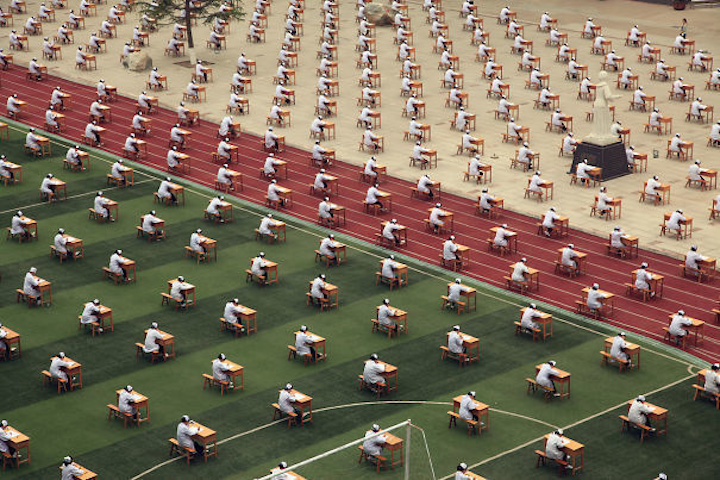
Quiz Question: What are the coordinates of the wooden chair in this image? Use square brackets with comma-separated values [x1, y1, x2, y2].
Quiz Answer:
[41, 369, 67, 393]
[514, 321, 540, 342]
[168, 438, 194, 466]
[358, 445, 387, 473]
[447, 410, 478, 436]
[202, 373, 229, 395]
[535, 449, 569, 475]
[107, 403, 134, 428]
[600, 350, 629, 372]
[692, 384, 720, 409]
[271, 402, 298, 428]
[619, 414, 653, 443]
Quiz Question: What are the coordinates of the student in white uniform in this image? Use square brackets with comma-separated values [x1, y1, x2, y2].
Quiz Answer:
[447, 280, 470, 309]
[628, 395, 655, 430]
[562, 133, 577, 155]
[381, 219, 402, 246]
[0, 324, 8, 360]
[362, 424, 387, 459]
[704, 364, 720, 393]
[10, 211, 31, 241]
[141, 211, 161, 236]
[310, 274, 327, 300]
[493, 224, 511, 248]
[61, 456, 85, 480]
[319, 234, 339, 265]
[634, 262, 656, 296]
[688, 160, 708, 185]
[443, 235, 459, 263]
[54, 228, 71, 259]
[459, 390, 482, 422]
[416, 174, 435, 199]
[521, 302, 542, 331]
[596, 187, 614, 217]
[189, 228, 206, 256]
[278, 383, 300, 417]
[542, 207, 560, 237]
[143, 322, 167, 357]
[644, 175, 662, 202]
[528, 171, 546, 195]
[118, 385, 139, 419]
[586, 283, 607, 311]
[170, 276, 191, 306]
[545, 430, 572, 467]
[295, 325, 316, 359]
[377, 298, 398, 331]
[108, 249, 129, 281]
[363, 354, 387, 388]
[206, 195, 225, 223]
[93, 191, 112, 221]
[575, 159, 596, 185]
[0, 420, 16, 457]
[429, 203, 447, 232]
[666, 209, 686, 233]
[50, 352, 74, 382]
[685, 245, 707, 273]
[511, 257, 530, 285]
[176, 415, 204, 456]
[454, 463, 472, 480]
[40, 174, 57, 200]
[536, 361, 561, 396]
[668, 309, 692, 344]
[157, 177, 177, 204]
[23, 267, 41, 303]
[80, 299, 102, 328]
[381, 254, 399, 281]
[212, 353, 233, 385]
[560, 244, 579, 272]
[610, 332, 631, 365]
[365, 183, 385, 210]
[251, 252, 269, 282]
[222, 298, 246, 332]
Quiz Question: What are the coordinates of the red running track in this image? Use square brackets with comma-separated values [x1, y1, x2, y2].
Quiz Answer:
[5, 66, 719, 362]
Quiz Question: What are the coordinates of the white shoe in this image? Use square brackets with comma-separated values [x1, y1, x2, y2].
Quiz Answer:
[98, 328, 104, 333]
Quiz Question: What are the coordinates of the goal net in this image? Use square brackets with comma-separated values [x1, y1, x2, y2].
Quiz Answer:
[254, 419, 436, 480]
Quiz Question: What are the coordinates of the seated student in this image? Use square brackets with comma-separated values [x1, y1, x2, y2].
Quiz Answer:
[586, 282, 607, 311]
[416, 174, 435, 199]
[295, 325, 317, 359]
[382, 219, 403, 246]
[54, 228, 73, 259]
[365, 183, 385, 211]
[447, 280, 470, 309]
[469, 156, 487, 181]
[84, 121, 102, 146]
[223, 298, 246, 333]
[10, 211, 31, 241]
[0, 419, 16, 458]
[377, 298, 398, 332]
[80, 298, 102, 331]
[205, 195, 225, 223]
[170, 276, 192, 307]
[704, 363, 720, 394]
[560, 243, 579, 273]
[666, 209, 686, 234]
[92, 191, 114, 221]
[0, 155, 13, 182]
[545, 429, 573, 469]
[454, 462, 473, 480]
[265, 127, 281, 151]
[610, 332, 631, 366]
[157, 177, 177, 205]
[118, 385, 139, 420]
[685, 245, 708, 273]
[575, 159, 597, 184]
[190, 228, 206, 256]
[459, 390, 482, 422]
[362, 424, 387, 460]
[668, 309, 692, 345]
[634, 262, 656, 296]
[257, 213, 280, 241]
[111, 159, 131, 186]
[628, 395, 656, 431]
[278, 383, 300, 417]
[381, 254, 400, 283]
[109, 249, 131, 282]
[447, 324, 467, 356]
[520, 302, 542, 332]
[511, 257, 530, 286]
[517, 142, 535, 169]
[0, 323, 8, 360]
[562, 133, 578, 155]
[25, 128, 41, 155]
[443, 235, 459, 263]
[251, 252, 269, 282]
[142, 210, 162, 237]
[143, 322, 167, 358]
[363, 354, 387, 389]
[318, 233, 339, 265]
[596, 187, 614, 217]
[536, 360, 561, 397]
[528, 171, 547, 197]
[493, 223, 512, 249]
[310, 273, 327, 302]
[429, 203, 448, 233]
[541, 207, 560, 237]
[176, 415, 204, 457]
[49, 352, 74, 383]
[23, 267, 42, 304]
[61, 456, 85, 479]
[212, 353, 234, 387]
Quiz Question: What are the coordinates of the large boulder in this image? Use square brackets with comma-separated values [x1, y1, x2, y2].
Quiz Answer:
[365, 4, 393, 26]
[125, 52, 153, 72]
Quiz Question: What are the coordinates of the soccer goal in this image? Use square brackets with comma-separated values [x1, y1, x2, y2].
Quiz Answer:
[254, 419, 436, 480]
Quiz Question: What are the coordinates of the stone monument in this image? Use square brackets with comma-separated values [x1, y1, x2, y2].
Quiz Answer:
[572, 71, 630, 180]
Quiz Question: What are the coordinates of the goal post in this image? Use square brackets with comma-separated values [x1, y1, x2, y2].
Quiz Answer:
[254, 419, 436, 480]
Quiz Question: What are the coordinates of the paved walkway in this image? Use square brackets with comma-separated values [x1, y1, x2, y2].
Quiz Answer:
[4, 0, 720, 258]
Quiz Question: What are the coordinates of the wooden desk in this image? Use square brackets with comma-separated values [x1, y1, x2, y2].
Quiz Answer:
[59, 234, 84, 260]
[214, 359, 245, 389]
[382, 431, 404, 468]
[189, 421, 217, 462]
[117, 256, 136, 282]
[626, 400, 668, 436]
[543, 434, 583, 474]
[52, 355, 82, 390]
[209, 202, 233, 224]
[167, 279, 196, 307]
[34, 275, 52, 306]
[447, 332, 480, 363]
[93, 304, 114, 332]
[308, 281, 338, 309]
[667, 314, 704, 346]
[197, 234, 218, 261]
[115, 389, 150, 423]
[581, 287, 615, 316]
[275, 186, 293, 207]
[282, 389, 313, 426]
[536, 365, 571, 399]
[490, 226, 518, 253]
[1, 326, 21, 358]
[520, 307, 552, 339]
[5, 425, 30, 467]
[662, 212, 692, 239]
[294, 331, 326, 363]
[379, 260, 408, 286]
[692, 257, 717, 282]
[604, 337, 641, 369]
[631, 269, 665, 298]
[144, 328, 176, 359]
[454, 111, 476, 131]
[168, 182, 185, 205]
[49, 179, 67, 201]
[15, 216, 36, 239]
[529, 179, 554, 202]
[60, 462, 97, 479]
[510, 263, 540, 291]
[376, 305, 408, 334]
[250, 259, 278, 285]
[447, 282, 477, 311]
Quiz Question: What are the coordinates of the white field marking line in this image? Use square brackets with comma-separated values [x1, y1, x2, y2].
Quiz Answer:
[441, 371, 697, 480]
[152, 181, 697, 369]
[130, 400, 557, 480]
[0, 179, 155, 216]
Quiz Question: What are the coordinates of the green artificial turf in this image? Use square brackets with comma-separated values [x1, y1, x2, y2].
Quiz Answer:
[0, 125, 713, 480]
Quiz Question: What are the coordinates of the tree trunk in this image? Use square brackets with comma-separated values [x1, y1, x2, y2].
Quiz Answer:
[185, 0, 194, 50]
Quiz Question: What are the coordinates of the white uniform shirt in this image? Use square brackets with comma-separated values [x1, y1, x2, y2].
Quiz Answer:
[118, 389, 138, 414]
[10, 216, 27, 235]
[365, 186, 380, 204]
[536, 363, 558, 388]
[109, 253, 126, 274]
[447, 330, 464, 353]
[81, 302, 100, 324]
[54, 233, 68, 254]
[278, 389, 297, 414]
[258, 217, 278, 236]
[704, 370, 720, 394]
[295, 331, 314, 356]
[176, 422, 199, 450]
[212, 358, 231, 382]
[377, 304, 396, 327]
[429, 207, 445, 226]
[668, 313, 692, 336]
[448, 283, 468, 303]
[511, 262, 529, 282]
[190, 232, 204, 252]
[267, 183, 282, 202]
[381, 258, 396, 279]
[143, 328, 163, 353]
[628, 399, 654, 424]
[521, 307, 541, 329]
[645, 178, 661, 195]
[610, 335, 629, 361]
[23, 272, 39, 295]
[382, 222, 399, 240]
[685, 250, 706, 270]
[170, 280, 189, 300]
[319, 237, 336, 257]
[362, 430, 387, 456]
[61, 463, 85, 480]
[50, 356, 73, 381]
[207, 197, 223, 215]
[443, 239, 458, 260]
[493, 227, 509, 247]
[545, 432, 569, 460]
[587, 288, 606, 309]
[363, 360, 386, 384]
[311, 277, 326, 299]
[542, 210, 559, 228]
[458, 394, 478, 420]
[666, 211, 686, 230]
